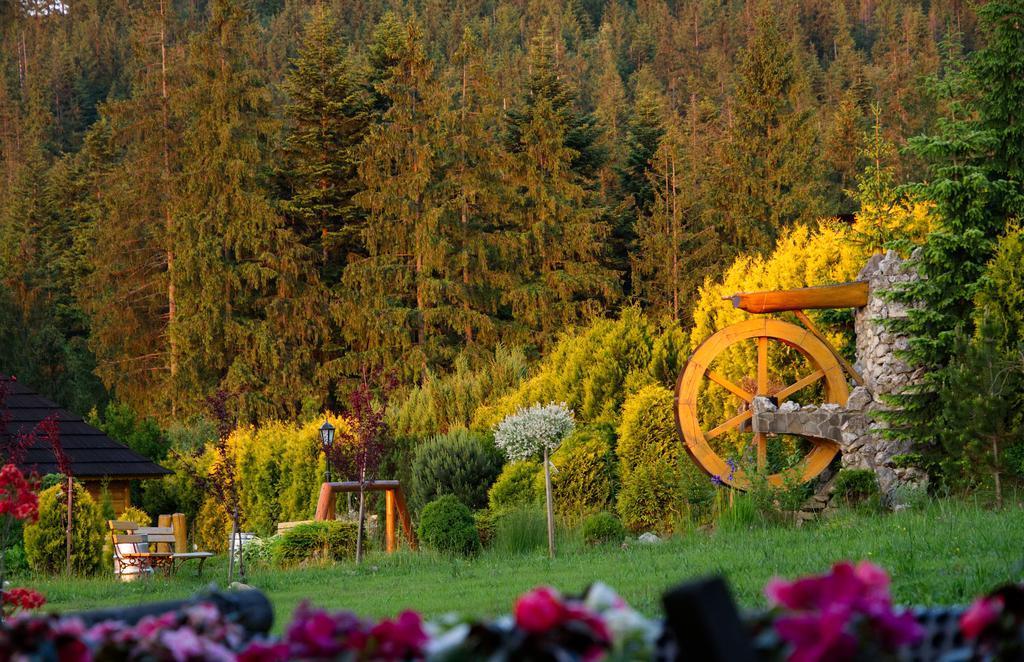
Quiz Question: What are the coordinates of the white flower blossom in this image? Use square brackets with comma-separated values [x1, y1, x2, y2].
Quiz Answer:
[492, 402, 575, 462]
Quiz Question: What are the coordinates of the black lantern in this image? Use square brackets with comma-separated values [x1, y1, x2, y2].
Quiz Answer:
[319, 420, 335, 483]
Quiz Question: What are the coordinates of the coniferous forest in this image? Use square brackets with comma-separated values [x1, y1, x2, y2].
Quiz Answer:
[0, 0, 995, 423]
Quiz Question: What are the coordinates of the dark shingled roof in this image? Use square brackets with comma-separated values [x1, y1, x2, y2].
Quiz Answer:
[1, 377, 171, 479]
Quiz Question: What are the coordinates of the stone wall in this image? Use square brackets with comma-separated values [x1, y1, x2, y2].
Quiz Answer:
[751, 250, 928, 504]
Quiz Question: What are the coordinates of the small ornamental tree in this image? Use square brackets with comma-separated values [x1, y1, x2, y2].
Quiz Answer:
[327, 368, 396, 563]
[493, 402, 575, 558]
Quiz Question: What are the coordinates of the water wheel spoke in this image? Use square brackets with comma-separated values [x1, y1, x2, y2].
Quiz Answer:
[775, 369, 826, 401]
[757, 336, 769, 395]
[755, 432, 767, 470]
[706, 370, 754, 403]
[706, 409, 752, 440]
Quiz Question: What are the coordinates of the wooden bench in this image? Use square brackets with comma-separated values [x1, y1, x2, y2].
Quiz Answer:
[109, 521, 215, 579]
[139, 526, 214, 577]
[110, 521, 174, 578]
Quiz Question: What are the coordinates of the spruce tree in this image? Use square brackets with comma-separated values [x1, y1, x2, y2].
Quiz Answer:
[884, 0, 1024, 456]
[503, 28, 617, 348]
[346, 18, 453, 379]
[173, 0, 326, 420]
[716, 11, 823, 254]
[279, 6, 369, 286]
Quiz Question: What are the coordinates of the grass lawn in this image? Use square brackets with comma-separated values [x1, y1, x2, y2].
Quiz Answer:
[29, 500, 1024, 631]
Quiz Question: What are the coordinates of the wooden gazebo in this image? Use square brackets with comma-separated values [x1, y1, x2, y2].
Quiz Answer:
[1, 376, 170, 512]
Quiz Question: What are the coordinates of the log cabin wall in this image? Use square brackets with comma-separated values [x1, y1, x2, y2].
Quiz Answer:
[84, 479, 131, 515]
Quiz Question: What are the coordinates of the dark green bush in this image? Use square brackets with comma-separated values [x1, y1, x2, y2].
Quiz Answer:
[580, 511, 626, 545]
[411, 428, 504, 511]
[833, 469, 881, 505]
[487, 460, 540, 513]
[24, 480, 105, 575]
[272, 521, 358, 567]
[417, 495, 480, 556]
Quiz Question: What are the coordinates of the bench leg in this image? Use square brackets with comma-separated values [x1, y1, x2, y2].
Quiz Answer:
[197, 557, 207, 578]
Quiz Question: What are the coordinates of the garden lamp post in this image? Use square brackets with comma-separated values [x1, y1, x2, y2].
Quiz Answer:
[319, 420, 335, 483]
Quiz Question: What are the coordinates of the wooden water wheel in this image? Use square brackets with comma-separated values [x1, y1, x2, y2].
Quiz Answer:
[675, 300, 859, 489]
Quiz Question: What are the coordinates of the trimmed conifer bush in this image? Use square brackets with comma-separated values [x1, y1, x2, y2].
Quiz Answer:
[487, 460, 541, 513]
[410, 428, 504, 511]
[23, 481, 105, 576]
[539, 425, 618, 520]
[417, 495, 480, 556]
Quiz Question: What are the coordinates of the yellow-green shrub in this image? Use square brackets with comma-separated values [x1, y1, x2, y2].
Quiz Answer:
[487, 460, 541, 513]
[117, 506, 151, 527]
[23, 481, 105, 575]
[539, 425, 618, 521]
[272, 521, 358, 567]
[194, 496, 230, 553]
[472, 308, 659, 428]
[615, 385, 710, 532]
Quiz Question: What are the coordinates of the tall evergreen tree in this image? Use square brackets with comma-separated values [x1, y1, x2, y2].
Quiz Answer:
[716, 11, 823, 254]
[279, 6, 369, 286]
[503, 28, 617, 348]
[347, 18, 453, 379]
[172, 0, 326, 420]
[884, 0, 1024, 457]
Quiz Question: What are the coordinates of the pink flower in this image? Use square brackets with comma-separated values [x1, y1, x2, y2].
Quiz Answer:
[369, 610, 428, 660]
[961, 595, 1004, 639]
[238, 640, 291, 662]
[159, 627, 203, 661]
[514, 587, 566, 633]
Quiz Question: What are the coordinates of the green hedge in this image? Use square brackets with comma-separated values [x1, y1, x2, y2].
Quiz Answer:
[488, 460, 540, 514]
[539, 425, 618, 520]
[581, 511, 626, 545]
[272, 521, 358, 567]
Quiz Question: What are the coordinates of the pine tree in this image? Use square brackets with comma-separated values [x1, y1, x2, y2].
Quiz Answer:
[884, 0, 1024, 459]
[716, 11, 823, 254]
[620, 66, 666, 217]
[346, 18, 453, 379]
[279, 6, 370, 286]
[172, 0, 326, 420]
[503, 28, 617, 348]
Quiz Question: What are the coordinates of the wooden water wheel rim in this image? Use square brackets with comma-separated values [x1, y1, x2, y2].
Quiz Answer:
[674, 318, 849, 489]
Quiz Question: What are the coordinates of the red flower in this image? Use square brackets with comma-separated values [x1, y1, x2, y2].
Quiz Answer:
[368, 610, 428, 660]
[514, 587, 566, 633]
[961, 595, 1004, 639]
[0, 463, 38, 523]
[2, 587, 47, 616]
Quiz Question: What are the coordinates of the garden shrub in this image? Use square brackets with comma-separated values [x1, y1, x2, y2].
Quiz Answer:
[272, 521, 358, 568]
[490, 506, 547, 556]
[474, 510, 496, 548]
[833, 469, 881, 507]
[194, 497, 230, 553]
[140, 453, 207, 533]
[540, 425, 618, 520]
[24, 481, 105, 575]
[410, 428, 505, 511]
[580, 511, 626, 545]
[417, 495, 480, 556]
[615, 385, 699, 532]
[487, 460, 540, 513]
[117, 506, 152, 528]
[472, 308, 658, 428]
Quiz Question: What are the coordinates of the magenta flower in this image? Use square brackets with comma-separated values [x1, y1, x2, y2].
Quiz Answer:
[766, 562, 923, 662]
[368, 610, 428, 660]
[515, 587, 566, 633]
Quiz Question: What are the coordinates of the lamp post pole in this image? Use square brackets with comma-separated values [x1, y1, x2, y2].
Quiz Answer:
[319, 420, 335, 484]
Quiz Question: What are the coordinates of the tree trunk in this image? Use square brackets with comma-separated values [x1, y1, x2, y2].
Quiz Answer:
[355, 488, 366, 564]
[992, 436, 1002, 509]
[544, 446, 555, 559]
[65, 476, 73, 576]
[228, 518, 237, 585]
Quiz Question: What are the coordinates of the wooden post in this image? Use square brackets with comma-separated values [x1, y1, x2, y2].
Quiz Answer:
[171, 513, 187, 553]
[65, 476, 73, 576]
[544, 446, 555, 559]
[385, 489, 396, 554]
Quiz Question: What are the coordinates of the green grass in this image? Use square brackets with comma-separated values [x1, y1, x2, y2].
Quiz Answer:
[27, 500, 1024, 632]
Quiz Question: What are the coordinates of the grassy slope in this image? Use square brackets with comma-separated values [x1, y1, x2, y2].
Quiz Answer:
[32, 501, 1024, 631]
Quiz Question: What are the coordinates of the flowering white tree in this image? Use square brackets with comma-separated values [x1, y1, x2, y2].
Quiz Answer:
[493, 403, 575, 557]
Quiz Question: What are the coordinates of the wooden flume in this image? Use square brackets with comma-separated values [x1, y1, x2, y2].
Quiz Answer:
[675, 281, 868, 489]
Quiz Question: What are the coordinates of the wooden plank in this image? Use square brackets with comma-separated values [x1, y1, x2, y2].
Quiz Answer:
[706, 409, 753, 440]
[725, 281, 869, 313]
[757, 336, 769, 395]
[171, 513, 187, 553]
[113, 534, 145, 544]
[108, 521, 137, 531]
[775, 369, 826, 401]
